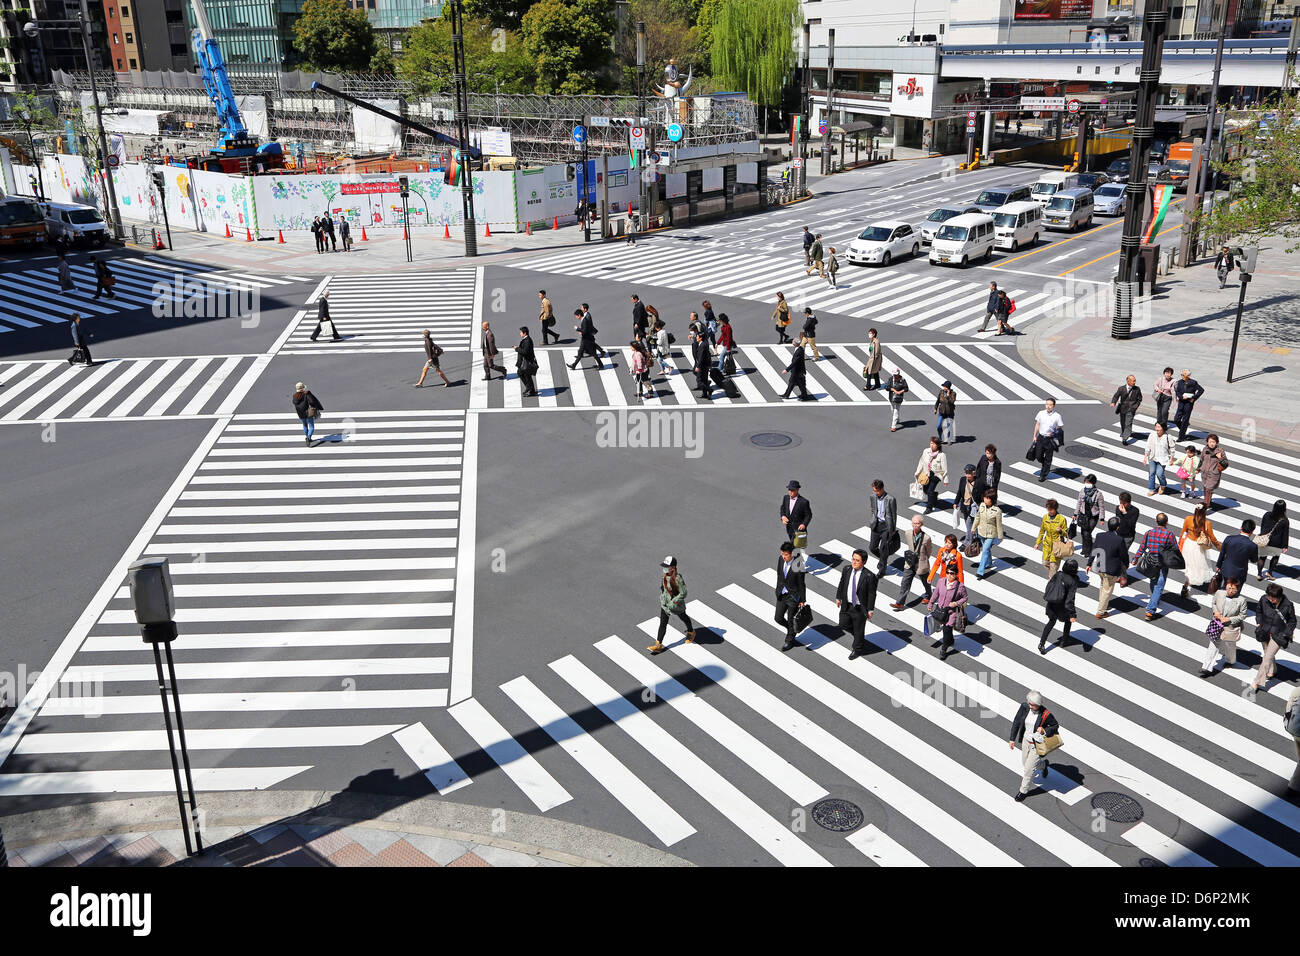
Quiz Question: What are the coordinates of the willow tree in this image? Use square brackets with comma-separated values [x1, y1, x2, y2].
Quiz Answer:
[707, 0, 798, 133]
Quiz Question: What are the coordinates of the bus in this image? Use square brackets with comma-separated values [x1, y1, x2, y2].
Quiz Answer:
[0, 196, 48, 250]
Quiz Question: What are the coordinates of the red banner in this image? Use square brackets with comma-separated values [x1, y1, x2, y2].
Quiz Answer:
[341, 182, 402, 195]
[1014, 0, 1092, 18]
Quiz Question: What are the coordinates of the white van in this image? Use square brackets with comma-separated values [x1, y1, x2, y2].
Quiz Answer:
[1030, 172, 1081, 206]
[1042, 187, 1095, 231]
[928, 212, 995, 267]
[40, 201, 109, 247]
[991, 201, 1042, 251]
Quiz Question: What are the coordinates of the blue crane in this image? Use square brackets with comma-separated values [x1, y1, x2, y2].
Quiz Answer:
[189, 0, 283, 165]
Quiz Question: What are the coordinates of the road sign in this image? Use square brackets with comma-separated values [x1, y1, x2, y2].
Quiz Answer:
[629, 126, 646, 150]
[791, 157, 803, 168]
[589, 116, 611, 127]
[572, 125, 586, 144]
[966, 120, 976, 131]
[968, 110, 977, 120]
[1021, 96, 1065, 111]
[818, 122, 828, 135]
[666, 122, 683, 142]
[648, 151, 661, 165]
[1066, 98, 1082, 114]
[107, 155, 120, 168]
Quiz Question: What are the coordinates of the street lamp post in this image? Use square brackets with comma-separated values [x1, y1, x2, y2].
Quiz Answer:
[636, 21, 647, 230]
[449, 0, 478, 257]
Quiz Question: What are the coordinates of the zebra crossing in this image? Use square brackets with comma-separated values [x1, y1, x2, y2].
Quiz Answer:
[472, 341, 1082, 409]
[0, 354, 264, 422]
[281, 268, 479, 354]
[509, 240, 1075, 333]
[384, 417, 1299, 867]
[0, 410, 470, 796]
[0, 256, 310, 332]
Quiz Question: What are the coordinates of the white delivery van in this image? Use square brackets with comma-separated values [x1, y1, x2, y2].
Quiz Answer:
[928, 212, 995, 267]
[991, 200, 1042, 251]
[1042, 187, 1095, 231]
[1030, 172, 1080, 206]
[40, 201, 109, 247]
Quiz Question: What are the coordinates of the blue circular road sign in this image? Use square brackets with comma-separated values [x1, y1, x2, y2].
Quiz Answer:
[572, 125, 587, 144]
[667, 122, 683, 142]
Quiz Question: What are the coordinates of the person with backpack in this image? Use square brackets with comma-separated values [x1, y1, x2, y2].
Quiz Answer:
[1009, 690, 1060, 801]
[716, 314, 735, 376]
[773, 291, 793, 344]
[414, 329, 451, 387]
[1133, 513, 1178, 620]
[1040, 558, 1081, 653]
[888, 368, 908, 431]
[647, 556, 695, 655]
[1250, 582, 1295, 694]
[934, 381, 957, 444]
[1074, 473, 1107, 559]
[995, 289, 1016, 335]
[1199, 576, 1247, 676]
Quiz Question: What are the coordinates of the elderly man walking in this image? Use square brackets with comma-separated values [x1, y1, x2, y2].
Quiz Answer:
[1009, 690, 1060, 802]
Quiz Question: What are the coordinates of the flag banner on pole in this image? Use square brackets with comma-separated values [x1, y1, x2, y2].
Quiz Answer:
[1143, 182, 1174, 242]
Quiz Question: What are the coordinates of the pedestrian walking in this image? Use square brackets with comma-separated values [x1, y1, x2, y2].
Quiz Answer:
[569, 307, 601, 370]
[68, 313, 93, 366]
[836, 548, 878, 660]
[1074, 473, 1107, 559]
[414, 329, 451, 387]
[630, 294, 649, 341]
[1143, 421, 1174, 495]
[654, 321, 675, 376]
[1174, 444, 1200, 498]
[979, 281, 1000, 333]
[1286, 683, 1300, 794]
[57, 251, 75, 292]
[1035, 498, 1072, 570]
[1153, 366, 1176, 430]
[291, 381, 323, 445]
[629, 340, 655, 401]
[995, 288, 1016, 335]
[716, 314, 735, 376]
[888, 368, 908, 431]
[515, 326, 539, 397]
[869, 479, 899, 578]
[481, 321, 506, 381]
[1250, 582, 1295, 694]
[806, 233, 826, 277]
[826, 247, 840, 288]
[892, 515, 933, 608]
[311, 216, 324, 253]
[1009, 690, 1060, 802]
[322, 214, 337, 251]
[1039, 558, 1081, 653]
[934, 380, 957, 444]
[863, 328, 883, 389]
[1172, 369, 1204, 442]
[914, 435, 949, 514]
[339, 217, 351, 251]
[773, 291, 793, 344]
[1016, 119, 1023, 136]
[1110, 374, 1142, 444]
[928, 563, 968, 661]
[1199, 433, 1229, 510]
[1214, 244, 1235, 288]
[802, 226, 814, 268]
[799, 307, 821, 360]
[779, 479, 812, 556]
[309, 291, 341, 342]
[1031, 398, 1065, 481]
[775, 541, 807, 651]
[1199, 577, 1247, 675]
[927, 534, 965, 593]
[701, 300, 717, 341]
[625, 212, 637, 245]
[1256, 500, 1289, 581]
[645, 556, 695, 654]
[537, 290, 559, 345]
[1087, 517, 1128, 619]
[974, 443, 1001, 498]
[92, 259, 116, 300]
[1179, 505, 1220, 599]
[1215, 520, 1259, 594]
[1114, 491, 1140, 560]
[1134, 513, 1178, 620]
[973, 490, 1004, 579]
[953, 463, 979, 549]
[781, 341, 811, 401]
[691, 330, 718, 400]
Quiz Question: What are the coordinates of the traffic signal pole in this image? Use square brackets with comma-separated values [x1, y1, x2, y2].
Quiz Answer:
[798, 22, 810, 196]
[450, 0, 478, 256]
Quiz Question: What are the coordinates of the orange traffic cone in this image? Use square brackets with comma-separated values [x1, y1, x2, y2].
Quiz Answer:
[443, 222, 451, 238]
[403, 226, 408, 240]
[627, 201, 633, 216]
[277, 229, 285, 244]
[245, 227, 253, 242]
[224, 223, 232, 238]
[360, 226, 368, 241]
[525, 221, 531, 236]
[552, 216, 559, 230]
[484, 222, 491, 237]
[153, 230, 166, 250]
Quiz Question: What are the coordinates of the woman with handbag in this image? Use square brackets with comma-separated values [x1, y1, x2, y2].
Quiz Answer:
[1039, 558, 1080, 653]
[772, 292, 792, 344]
[1199, 434, 1229, 511]
[1250, 582, 1296, 694]
[1174, 445, 1200, 499]
[953, 463, 979, 550]
[973, 490, 1004, 579]
[1008, 690, 1060, 802]
[1200, 577, 1247, 676]
[647, 556, 696, 655]
[914, 436, 949, 515]
[926, 533, 965, 597]
[1034, 499, 1072, 570]
[1178, 505, 1220, 599]
[291, 381, 323, 445]
[929, 564, 968, 661]
[629, 340, 654, 401]
[1256, 500, 1289, 581]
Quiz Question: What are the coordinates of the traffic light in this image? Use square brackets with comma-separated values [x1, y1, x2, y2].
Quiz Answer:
[566, 164, 575, 182]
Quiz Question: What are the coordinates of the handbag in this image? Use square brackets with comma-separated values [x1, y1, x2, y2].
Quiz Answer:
[1067, 520, 1078, 539]
[1034, 710, 1064, 757]
[1025, 442, 1039, 462]
[1052, 536, 1074, 559]
[917, 469, 931, 485]
[1134, 551, 1159, 577]
[794, 604, 813, 632]
[1253, 532, 1273, 548]
[963, 540, 981, 558]
[792, 529, 808, 550]
[909, 481, 924, 501]
[305, 405, 319, 418]
[1206, 617, 1226, 639]
[952, 606, 968, 633]
[1177, 466, 1191, 480]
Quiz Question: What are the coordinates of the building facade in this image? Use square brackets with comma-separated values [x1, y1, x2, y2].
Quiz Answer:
[185, 0, 304, 66]
[2, 0, 110, 86]
[101, 0, 192, 73]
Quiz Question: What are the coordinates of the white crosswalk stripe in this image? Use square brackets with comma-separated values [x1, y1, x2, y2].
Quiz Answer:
[0, 355, 258, 421]
[281, 268, 477, 353]
[473, 342, 1082, 408]
[510, 240, 1077, 334]
[0, 411, 469, 795]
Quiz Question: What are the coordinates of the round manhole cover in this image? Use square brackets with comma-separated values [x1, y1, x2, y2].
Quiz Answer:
[1138, 857, 1167, 867]
[749, 431, 795, 448]
[1091, 791, 1144, 824]
[1063, 443, 1105, 460]
[810, 798, 864, 832]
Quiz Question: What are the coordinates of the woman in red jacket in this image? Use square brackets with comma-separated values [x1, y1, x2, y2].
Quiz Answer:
[716, 313, 735, 375]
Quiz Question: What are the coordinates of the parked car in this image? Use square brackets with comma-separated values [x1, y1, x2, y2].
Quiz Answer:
[920, 204, 982, 244]
[1093, 182, 1127, 216]
[39, 201, 109, 247]
[846, 220, 921, 266]
[1106, 158, 1132, 183]
[1075, 171, 1110, 190]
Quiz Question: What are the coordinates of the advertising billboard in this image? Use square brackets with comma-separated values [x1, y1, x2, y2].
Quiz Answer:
[1014, 0, 1093, 18]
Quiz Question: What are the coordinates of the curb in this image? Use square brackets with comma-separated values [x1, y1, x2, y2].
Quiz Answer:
[0, 790, 694, 868]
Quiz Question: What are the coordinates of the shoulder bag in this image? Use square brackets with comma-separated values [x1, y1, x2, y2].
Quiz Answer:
[1034, 710, 1064, 757]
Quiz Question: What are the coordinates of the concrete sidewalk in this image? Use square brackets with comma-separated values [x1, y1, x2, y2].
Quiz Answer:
[1, 790, 691, 867]
[1021, 244, 1300, 451]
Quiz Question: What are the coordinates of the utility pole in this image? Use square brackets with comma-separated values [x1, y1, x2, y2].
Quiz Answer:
[1190, 0, 1228, 258]
[450, 0, 477, 256]
[636, 21, 647, 230]
[799, 22, 810, 196]
[581, 113, 590, 242]
[982, 79, 993, 159]
[80, 0, 122, 239]
[1112, 0, 1170, 339]
[821, 29, 835, 175]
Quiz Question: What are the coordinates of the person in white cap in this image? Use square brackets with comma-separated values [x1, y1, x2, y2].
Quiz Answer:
[1008, 690, 1059, 802]
[648, 556, 695, 655]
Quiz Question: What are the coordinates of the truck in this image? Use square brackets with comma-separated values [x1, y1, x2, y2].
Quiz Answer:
[0, 196, 49, 250]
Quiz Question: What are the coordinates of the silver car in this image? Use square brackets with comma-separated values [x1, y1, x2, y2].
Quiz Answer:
[1093, 183, 1126, 216]
[920, 204, 982, 244]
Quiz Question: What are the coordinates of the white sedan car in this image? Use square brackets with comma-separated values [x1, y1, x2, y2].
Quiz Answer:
[846, 221, 920, 266]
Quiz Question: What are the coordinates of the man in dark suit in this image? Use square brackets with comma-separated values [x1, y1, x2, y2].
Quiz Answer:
[868, 479, 899, 577]
[781, 343, 811, 400]
[631, 294, 649, 340]
[691, 331, 715, 400]
[309, 292, 341, 341]
[836, 549, 877, 660]
[1172, 369, 1205, 442]
[515, 326, 539, 397]
[1110, 374, 1143, 445]
[1086, 516, 1129, 619]
[1216, 519, 1260, 586]
[779, 480, 811, 553]
[569, 307, 600, 370]
[774, 542, 806, 651]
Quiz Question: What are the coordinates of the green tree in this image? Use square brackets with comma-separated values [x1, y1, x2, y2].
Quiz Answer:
[1195, 84, 1300, 252]
[293, 0, 378, 73]
[708, 0, 797, 131]
[369, 45, 396, 74]
[614, 0, 696, 95]
[463, 0, 541, 29]
[519, 0, 615, 95]
[398, 11, 535, 95]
